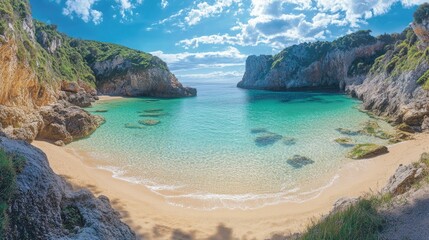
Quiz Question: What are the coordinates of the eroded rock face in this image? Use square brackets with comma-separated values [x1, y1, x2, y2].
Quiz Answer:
[0, 137, 136, 240]
[93, 56, 197, 98]
[411, 19, 429, 48]
[38, 101, 105, 144]
[237, 42, 384, 90]
[382, 163, 425, 196]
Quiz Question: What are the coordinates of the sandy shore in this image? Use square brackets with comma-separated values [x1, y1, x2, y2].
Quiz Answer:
[97, 95, 125, 101]
[33, 134, 429, 239]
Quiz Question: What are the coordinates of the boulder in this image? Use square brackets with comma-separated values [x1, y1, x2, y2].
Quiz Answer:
[138, 119, 160, 126]
[254, 133, 283, 147]
[0, 137, 136, 239]
[331, 197, 359, 214]
[382, 164, 424, 196]
[286, 155, 315, 169]
[61, 81, 82, 93]
[347, 144, 388, 159]
[38, 102, 105, 144]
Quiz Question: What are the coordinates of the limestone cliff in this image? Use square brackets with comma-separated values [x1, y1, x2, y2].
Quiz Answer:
[0, 136, 137, 239]
[238, 30, 389, 90]
[238, 4, 429, 130]
[0, 0, 195, 143]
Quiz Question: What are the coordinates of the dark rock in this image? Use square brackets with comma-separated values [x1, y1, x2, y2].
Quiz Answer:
[124, 123, 144, 129]
[255, 133, 283, 147]
[0, 137, 136, 240]
[282, 137, 297, 146]
[336, 128, 360, 136]
[138, 119, 160, 126]
[250, 128, 269, 134]
[286, 155, 315, 169]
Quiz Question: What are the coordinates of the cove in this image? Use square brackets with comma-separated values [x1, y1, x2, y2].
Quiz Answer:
[69, 81, 392, 210]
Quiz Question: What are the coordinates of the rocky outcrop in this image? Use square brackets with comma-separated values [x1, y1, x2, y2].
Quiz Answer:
[0, 102, 104, 143]
[239, 23, 429, 129]
[93, 56, 196, 98]
[238, 31, 385, 90]
[382, 163, 426, 196]
[37, 101, 105, 144]
[0, 136, 136, 240]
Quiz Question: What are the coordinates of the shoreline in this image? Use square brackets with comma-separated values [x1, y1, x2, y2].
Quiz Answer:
[32, 133, 429, 239]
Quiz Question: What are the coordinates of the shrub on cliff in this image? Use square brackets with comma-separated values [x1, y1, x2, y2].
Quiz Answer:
[414, 3, 429, 24]
[0, 149, 26, 238]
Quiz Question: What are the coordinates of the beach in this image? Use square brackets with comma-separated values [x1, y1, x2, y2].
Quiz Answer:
[32, 133, 429, 239]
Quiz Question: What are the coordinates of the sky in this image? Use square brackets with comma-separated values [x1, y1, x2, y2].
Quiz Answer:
[30, 0, 426, 83]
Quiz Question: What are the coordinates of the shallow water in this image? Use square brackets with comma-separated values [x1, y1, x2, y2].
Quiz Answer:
[69, 81, 392, 209]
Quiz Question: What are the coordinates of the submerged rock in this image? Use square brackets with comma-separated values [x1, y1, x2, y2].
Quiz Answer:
[250, 128, 269, 134]
[336, 128, 360, 136]
[359, 120, 393, 140]
[286, 155, 315, 169]
[255, 133, 283, 147]
[139, 119, 160, 126]
[144, 109, 164, 113]
[124, 123, 145, 129]
[95, 109, 109, 113]
[282, 137, 297, 146]
[334, 137, 354, 146]
[347, 143, 388, 159]
[139, 112, 167, 117]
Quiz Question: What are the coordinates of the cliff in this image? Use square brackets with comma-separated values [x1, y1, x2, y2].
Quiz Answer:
[0, 0, 195, 143]
[0, 136, 137, 239]
[238, 5, 429, 130]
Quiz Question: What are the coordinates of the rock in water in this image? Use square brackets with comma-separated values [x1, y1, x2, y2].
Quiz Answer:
[334, 137, 354, 146]
[347, 144, 388, 159]
[255, 133, 283, 147]
[287, 155, 315, 169]
[139, 119, 160, 126]
[0, 137, 136, 239]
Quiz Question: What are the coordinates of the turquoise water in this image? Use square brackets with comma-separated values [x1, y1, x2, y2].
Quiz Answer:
[69, 82, 392, 209]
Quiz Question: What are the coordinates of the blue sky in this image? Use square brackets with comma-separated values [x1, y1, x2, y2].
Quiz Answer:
[30, 0, 425, 82]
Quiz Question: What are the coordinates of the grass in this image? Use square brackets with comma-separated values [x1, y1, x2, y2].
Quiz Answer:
[347, 143, 388, 159]
[0, 149, 26, 239]
[61, 205, 84, 232]
[300, 198, 383, 240]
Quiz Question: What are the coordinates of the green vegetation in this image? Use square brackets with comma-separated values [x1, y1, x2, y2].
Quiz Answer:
[271, 30, 377, 71]
[334, 137, 354, 145]
[300, 198, 383, 240]
[414, 3, 429, 24]
[0, 149, 26, 239]
[360, 120, 393, 140]
[347, 143, 388, 159]
[61, 205, 84, 232]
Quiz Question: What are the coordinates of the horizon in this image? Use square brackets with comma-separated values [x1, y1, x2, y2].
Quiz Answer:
[30, 0, 423, 82]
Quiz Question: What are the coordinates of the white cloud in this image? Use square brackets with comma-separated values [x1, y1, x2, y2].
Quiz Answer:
[178, 0, 425, 49]
[114, 0, 143, 21]
[150, 47, 246, 71]
[161, 0, 168, 9]
[63, 0, 103, 25]
[184, 0, 242, 26]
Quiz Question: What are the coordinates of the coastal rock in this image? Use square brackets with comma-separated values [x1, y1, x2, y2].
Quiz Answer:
[286, 155, 315, 169]
[422, 116, 429, 131]
[0, 106, 44, 142]
[138, 119, 160, 126]
[38, 102, 105, 144]
[347, 144, 388, 159]
[396, 123, 415, 133]
[0, 136, 136, 239]
[237, 31, 384, 90]
[93, 56, 197, 98]
[382, 164, 424, 196]
[255, 133, 283, 147]
[334, 137, 354, 146]
[331, 197, 359, 214]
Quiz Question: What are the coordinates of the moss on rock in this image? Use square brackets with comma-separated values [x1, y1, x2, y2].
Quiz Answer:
[347, 144, 388, 159]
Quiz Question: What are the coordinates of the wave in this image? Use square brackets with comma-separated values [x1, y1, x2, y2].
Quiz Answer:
[96, 164, 339, 211]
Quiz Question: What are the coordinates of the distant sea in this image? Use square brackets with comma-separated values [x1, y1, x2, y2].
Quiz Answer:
[69, 81, 392, 210]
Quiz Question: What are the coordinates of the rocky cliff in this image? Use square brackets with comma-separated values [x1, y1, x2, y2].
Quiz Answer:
[238, 4, 429, 130]
[0, 0, 195, 143]
[0, 136, 137, 240]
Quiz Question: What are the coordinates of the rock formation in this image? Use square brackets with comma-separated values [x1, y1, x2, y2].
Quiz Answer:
[0, 136, 136, 239]
[238, 6, 429, 130]
[0, 0, 196, 143]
